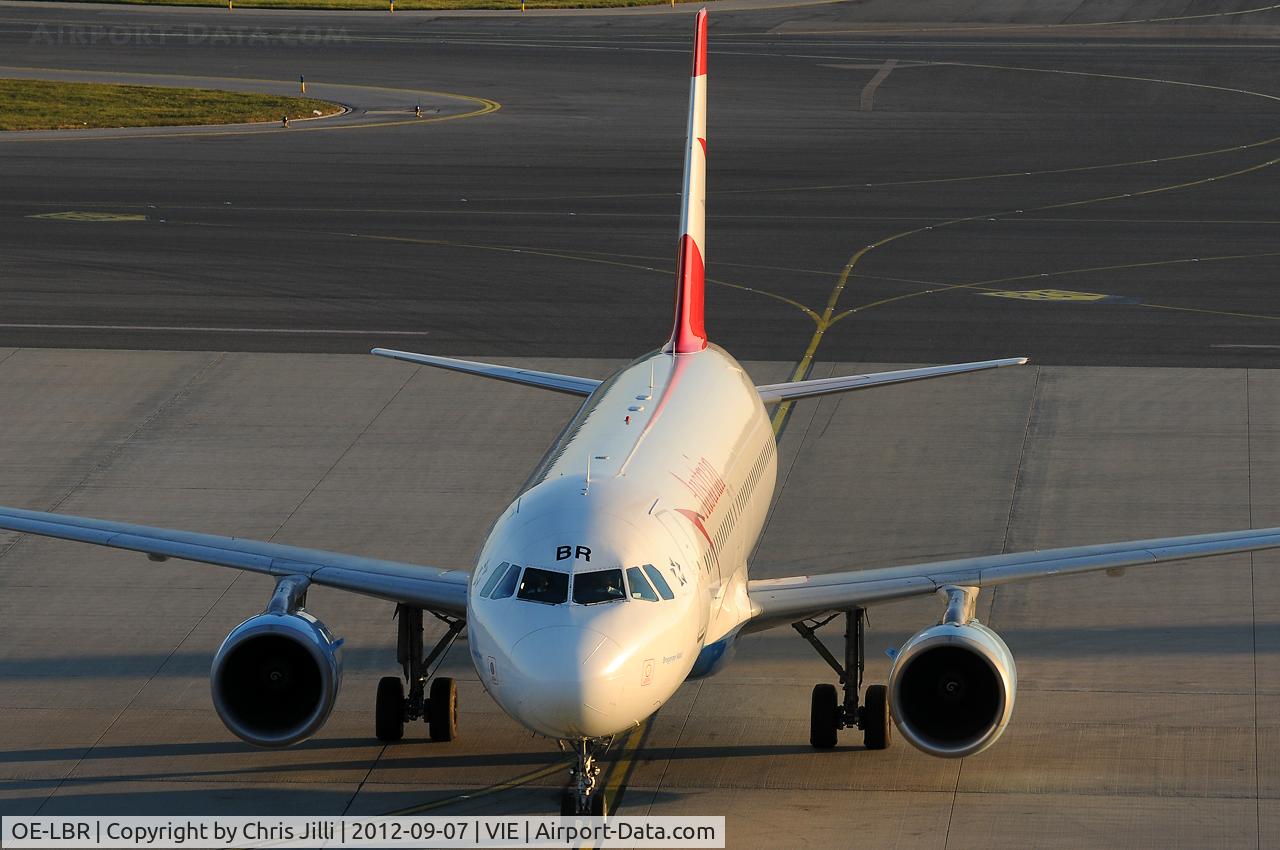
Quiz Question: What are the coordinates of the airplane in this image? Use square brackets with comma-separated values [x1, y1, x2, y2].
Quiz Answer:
[3, 8, 1280, 819]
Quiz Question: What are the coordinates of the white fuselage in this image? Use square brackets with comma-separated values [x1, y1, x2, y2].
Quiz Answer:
[466, 345, 777, 739]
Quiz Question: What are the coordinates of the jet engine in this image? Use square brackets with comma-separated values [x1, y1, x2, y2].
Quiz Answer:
[210, 579, 342, 748]
[888, 604, 1016, 759]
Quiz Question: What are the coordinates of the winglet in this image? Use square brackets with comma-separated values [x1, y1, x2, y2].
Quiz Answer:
[667, 8, 709, 355]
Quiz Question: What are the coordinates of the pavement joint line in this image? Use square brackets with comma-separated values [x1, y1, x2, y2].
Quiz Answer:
[26, 199, 1280, 229]
[923, 57, 1280, 105]
[183, 220, 826, 325]
[1245, 370, 1260, 840]
[985, 364, 1042, 632]
[352, 234, 823, 321]
[451, 131, 1280, 207]
[774, 2, 1280, 36]
[640, 679, 703, 818]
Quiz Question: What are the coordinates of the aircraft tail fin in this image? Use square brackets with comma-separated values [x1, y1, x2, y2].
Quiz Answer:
[667, 9, 709, 355]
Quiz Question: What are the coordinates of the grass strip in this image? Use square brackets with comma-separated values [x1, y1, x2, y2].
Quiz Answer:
[0, 78, 342, 131]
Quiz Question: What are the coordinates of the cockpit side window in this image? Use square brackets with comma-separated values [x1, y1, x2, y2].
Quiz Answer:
[642, 564, 675, 600]
[479, 561, 511, 598]
[573, 569, 626, 605]
[517, 567, 569, 605]
[626, 566, 659, 602]
[491, 563, 521, 600]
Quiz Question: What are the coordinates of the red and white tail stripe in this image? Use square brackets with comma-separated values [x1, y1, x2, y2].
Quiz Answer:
[667, 9, 709, 354]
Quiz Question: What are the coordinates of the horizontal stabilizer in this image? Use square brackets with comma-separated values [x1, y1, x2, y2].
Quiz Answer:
[756, 357, 1028, 404]
[372, 349, 601, 397]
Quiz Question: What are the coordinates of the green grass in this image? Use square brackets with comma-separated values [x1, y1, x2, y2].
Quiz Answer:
[0, 78, 342, 131]
[34, 0, 695, 9]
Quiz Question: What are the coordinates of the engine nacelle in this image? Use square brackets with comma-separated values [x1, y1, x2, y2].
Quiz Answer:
[210, 610, 343, 748]
[888, 620, 1016, 758]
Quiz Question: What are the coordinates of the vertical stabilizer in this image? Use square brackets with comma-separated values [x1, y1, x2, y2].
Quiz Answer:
[667, 9, 709, 354]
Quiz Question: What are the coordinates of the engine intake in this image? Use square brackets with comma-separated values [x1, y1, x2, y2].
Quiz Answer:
[211, 610, 342, 748]
[888, 620, 1015, 758]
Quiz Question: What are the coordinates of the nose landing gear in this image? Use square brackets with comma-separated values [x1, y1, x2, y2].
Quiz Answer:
[559, 737, 611, 816]
[375, 605, 465, 743]
[794, 607, 892, 750]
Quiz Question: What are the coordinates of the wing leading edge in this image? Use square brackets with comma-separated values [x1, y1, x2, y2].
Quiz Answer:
[746, 526, 1280, 630]
[0, 506, 468, 615]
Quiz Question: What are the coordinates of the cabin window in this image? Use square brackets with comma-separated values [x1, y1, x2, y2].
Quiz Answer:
[517, 567, 569, 605]
[626, 566, 660, 602]
[479, 561, 511, 598]
[491, 563, 521, 599]
[573, 569, 627, 605]
[643, 563, 675, 600]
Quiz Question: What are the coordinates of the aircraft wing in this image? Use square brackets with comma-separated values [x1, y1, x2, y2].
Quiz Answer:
[372, 349, 601, 397]
[746, 526, 1280, 630]
[755, 357, 1028, 403]
[0, 506, 469, 616]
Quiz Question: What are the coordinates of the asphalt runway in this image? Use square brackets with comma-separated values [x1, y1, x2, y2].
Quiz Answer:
[0, 0, 1278, 367]
[2, 1, 1280, 847]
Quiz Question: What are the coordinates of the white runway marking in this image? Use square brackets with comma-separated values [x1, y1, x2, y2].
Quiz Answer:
[860, 59, 898, 112]
[1211, 344, 1280, 349]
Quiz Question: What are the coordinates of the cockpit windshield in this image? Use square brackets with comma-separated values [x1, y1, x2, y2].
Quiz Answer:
[624, 566, 657, 601]
[491, 563, 521, 599]
[517, 567, 569, 605]
[572, 569, 626, 605]
[642, 563, 675, 600]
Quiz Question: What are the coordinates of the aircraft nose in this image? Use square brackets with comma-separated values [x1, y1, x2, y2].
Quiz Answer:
[509, 626, 628, 737]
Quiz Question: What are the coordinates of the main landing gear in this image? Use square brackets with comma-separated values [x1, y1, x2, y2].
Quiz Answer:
[794, 607, 891, 750]
[375, 605, 465, 743]
[559, 738, 611, 816]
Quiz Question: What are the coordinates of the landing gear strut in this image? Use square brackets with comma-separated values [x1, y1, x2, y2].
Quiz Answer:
[375, 605, 464, 743]
[793, 607, 891, 750]
[558, 737, 611, 816]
